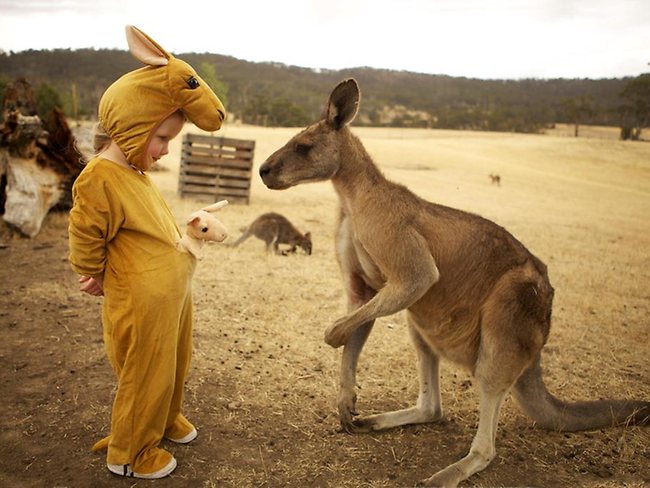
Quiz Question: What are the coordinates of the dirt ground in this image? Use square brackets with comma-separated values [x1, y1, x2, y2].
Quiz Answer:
[1, 123, 649, 488]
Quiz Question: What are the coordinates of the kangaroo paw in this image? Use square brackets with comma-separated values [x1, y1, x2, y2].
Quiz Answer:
[350, 416, 375, 433]
[324, 317, 356, 348]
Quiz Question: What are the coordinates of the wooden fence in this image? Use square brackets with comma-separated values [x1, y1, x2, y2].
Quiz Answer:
[178, 133, 255, 204]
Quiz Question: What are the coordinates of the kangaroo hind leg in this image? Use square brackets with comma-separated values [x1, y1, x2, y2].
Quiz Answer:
[419, 278, 547, 487]
[269, 221, 282, 254]
[261, 221, 280, 253]
[419, 379, 508, 487]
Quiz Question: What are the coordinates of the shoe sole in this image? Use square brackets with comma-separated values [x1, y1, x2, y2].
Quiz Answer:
[166, 427, 197, 444]
[107, 457, 177, 479]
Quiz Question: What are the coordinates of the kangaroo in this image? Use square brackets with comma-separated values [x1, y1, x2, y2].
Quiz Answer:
[259, 79, 649, 487]
[232, 212, 312, 255]
[489, 173, 501, 186]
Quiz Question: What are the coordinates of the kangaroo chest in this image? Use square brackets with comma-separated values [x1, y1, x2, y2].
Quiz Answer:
[353, 238, 385, 290]
[337, 214, 385, 291]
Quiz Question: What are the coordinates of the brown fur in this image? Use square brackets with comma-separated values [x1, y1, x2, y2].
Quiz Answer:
[259, 79, 650, 487]
[232, 212, 312, 255]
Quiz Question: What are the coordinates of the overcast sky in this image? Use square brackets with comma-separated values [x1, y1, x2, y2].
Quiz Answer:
[0, 0, 648, 80]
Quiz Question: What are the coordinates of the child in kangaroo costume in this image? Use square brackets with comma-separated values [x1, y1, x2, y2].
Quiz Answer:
[68, 26, 226, 479]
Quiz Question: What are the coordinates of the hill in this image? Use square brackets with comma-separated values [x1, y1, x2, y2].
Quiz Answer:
[0, 48, 635, 131]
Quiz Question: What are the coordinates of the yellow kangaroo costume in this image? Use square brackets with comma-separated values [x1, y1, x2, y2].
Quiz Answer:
[68, 26, 226, 478]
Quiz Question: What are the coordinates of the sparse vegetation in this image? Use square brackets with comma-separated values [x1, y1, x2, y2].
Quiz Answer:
[198, 62, 229, 109]
[619, 73, 650, 140]
[34, 81, 62, 119]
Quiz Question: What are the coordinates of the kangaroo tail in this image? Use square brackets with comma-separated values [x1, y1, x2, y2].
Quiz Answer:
[230, 227, 251, 247]
[512, 356, 650, 432]
[91, 434, 111, 452]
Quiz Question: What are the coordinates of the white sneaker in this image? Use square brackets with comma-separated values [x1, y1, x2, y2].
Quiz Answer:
[107, 456, 177, 479]
[166, 427, 198, 444]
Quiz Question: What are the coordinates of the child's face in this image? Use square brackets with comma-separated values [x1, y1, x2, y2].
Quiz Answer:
[146, 111, 185, 170]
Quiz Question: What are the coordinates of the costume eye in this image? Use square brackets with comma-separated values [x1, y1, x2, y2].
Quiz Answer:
[201, 227, 208, 232]
[296, 143, 312, 155]
[186, 76, 200, 89]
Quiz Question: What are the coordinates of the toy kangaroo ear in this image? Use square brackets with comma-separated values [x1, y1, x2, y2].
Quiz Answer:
[125, 25, 170, 66]
[202, 200, 229, 212]
[186, 212, 201, 225]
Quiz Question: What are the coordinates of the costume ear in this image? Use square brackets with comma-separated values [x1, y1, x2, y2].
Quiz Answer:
[125, 25, 170, 67]
[202, 200, 229, 213]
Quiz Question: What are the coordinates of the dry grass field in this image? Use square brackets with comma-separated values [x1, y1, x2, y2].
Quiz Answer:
[1, 122, 649, 487]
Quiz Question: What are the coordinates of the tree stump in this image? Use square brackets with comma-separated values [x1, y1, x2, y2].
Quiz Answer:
[1, 79, 84, 237]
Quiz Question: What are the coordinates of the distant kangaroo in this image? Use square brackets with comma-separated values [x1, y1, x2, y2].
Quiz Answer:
[259, 79, 649, 487]
[232, 212, 312, 255]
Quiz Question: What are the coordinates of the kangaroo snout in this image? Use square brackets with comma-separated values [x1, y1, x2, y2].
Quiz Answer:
[259, 163, 271, 179]
[258, 163, 275, 188]
[259, 161, 290, 189]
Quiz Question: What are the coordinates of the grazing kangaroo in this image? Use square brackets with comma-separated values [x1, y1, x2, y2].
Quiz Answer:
[232, 212, 312, 255]
[259, 79, 650, 487]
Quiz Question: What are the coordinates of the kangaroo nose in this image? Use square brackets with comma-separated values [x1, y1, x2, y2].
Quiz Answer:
[259, 164, 271, 178]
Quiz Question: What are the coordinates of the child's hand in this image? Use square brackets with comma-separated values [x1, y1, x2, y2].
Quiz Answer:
[79, 275, 104, 296]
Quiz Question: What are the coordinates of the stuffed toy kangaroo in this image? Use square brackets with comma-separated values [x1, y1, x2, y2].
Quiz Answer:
[177, 200, 229, 259]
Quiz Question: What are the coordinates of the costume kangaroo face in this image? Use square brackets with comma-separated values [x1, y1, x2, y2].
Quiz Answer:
[99, 25, 226, 171]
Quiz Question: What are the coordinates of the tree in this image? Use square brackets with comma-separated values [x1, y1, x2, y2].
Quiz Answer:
[267, 98, 310, 126]
[0, 76, 7, 122]
[198, 62, 229, 110]
[0, 77, 7, 103]
[240, 92, 310, 127]
[619, 73, 650, 140]
[561, 96, 594, 137]
[35, 82, 63, 119]
[70, 83, 79, 120]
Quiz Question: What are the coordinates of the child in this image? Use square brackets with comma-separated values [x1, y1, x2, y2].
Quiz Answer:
[68, 26, 226, 479]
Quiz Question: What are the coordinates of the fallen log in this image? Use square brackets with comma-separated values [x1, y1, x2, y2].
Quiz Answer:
[1, 79, 84, 237]
[2, 152, 64, 237]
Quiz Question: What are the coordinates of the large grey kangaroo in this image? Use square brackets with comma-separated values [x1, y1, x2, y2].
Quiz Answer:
[259, 79, 649, 487]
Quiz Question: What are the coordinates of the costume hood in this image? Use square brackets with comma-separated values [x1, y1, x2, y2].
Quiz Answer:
[99, 26, 226, 170]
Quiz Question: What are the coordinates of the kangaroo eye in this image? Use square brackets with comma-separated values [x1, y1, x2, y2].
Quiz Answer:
[296, 143, 312, 155]
[201, 227, 208, 232]
[186, 77, 200, 89]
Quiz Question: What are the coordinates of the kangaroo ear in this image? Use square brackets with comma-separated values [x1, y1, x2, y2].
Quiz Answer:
[202, 200, 229, 212]
[125, 25, 170, 67]
[326, 78, 360, 130]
